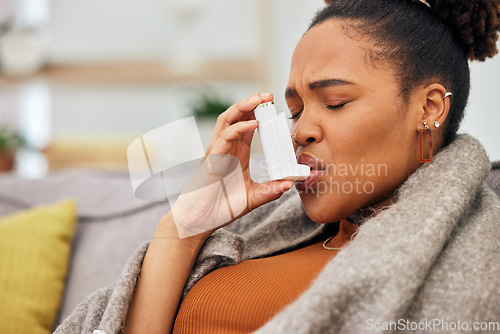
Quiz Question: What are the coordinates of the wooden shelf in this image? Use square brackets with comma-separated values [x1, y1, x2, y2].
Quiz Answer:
[44, 134, 264, 172]
[45, 139, 131, 171]
[0, 60, 260, 85]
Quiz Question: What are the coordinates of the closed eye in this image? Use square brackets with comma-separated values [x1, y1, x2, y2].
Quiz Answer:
[289, 102, 348, 120]
[326, 102, 348, 110]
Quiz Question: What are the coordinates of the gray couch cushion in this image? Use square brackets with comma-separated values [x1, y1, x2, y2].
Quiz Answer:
[0, 170, 167, 324]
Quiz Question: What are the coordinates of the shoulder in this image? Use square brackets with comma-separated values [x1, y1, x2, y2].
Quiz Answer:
[409, 182, 500, 321]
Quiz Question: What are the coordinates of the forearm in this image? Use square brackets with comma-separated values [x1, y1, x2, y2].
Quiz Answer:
[124, 92, 290, 333]
[124, 211, 211, 334]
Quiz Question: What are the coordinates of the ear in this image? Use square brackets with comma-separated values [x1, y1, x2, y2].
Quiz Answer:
[418, 83, 451, 131]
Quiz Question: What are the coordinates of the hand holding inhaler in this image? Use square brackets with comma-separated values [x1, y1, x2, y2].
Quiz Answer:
[171, 93, 310, 238]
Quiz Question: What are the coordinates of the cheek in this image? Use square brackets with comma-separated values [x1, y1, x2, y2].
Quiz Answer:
[325, 107, 398, 164]
[329, 109, 414, 191]
[300, 105, 415, 223]
[331, 93, 414, 160]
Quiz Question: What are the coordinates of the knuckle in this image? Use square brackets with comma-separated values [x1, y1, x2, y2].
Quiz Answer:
[221, 130, 232, 142]
[216, 113, 225, 123]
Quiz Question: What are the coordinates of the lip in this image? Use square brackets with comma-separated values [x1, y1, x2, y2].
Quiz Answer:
[294, 153, 325, 190]
[296, 153, 325, 170]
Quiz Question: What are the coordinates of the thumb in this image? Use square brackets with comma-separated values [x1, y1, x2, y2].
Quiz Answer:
[251, 179, 294, 209]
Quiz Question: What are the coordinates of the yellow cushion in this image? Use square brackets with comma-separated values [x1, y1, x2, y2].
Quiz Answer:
[0, 199, 77, 334]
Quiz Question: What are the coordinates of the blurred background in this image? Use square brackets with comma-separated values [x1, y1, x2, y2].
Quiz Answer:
[0, 0, 498, 178]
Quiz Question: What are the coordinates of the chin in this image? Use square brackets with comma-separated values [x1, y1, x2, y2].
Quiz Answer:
[298, 191, 340, 224]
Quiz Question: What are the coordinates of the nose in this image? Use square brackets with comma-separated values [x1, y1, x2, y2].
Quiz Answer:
[291, 110, 323, 148]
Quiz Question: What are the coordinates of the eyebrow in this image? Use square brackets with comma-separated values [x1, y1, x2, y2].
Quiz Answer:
[285, 78, 354, 99]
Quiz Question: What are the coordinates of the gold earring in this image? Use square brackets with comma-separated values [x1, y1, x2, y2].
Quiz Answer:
[419, 121, 432, 163]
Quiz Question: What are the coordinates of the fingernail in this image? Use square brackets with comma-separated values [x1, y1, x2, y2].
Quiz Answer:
[249, 95, 260, 101]
[280, 181, 293, 192]
[248, 120, 258, 123]
[260, 92, 271, 98]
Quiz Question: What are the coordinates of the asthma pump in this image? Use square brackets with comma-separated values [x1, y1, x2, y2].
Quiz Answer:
[254, 101, 310, 181]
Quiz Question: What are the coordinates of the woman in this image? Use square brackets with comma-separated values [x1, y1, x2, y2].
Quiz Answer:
[56, 0, 500, 333]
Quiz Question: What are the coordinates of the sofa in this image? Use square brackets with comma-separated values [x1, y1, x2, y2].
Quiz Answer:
[0, 160, 498, 333]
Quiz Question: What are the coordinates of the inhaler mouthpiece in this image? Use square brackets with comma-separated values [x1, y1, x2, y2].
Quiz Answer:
[254, 102, 310, 181]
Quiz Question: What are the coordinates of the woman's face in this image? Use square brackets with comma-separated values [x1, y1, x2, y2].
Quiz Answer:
[288, 20, 422, 223]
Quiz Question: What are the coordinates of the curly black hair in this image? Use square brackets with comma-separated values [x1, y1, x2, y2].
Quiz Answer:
[312, 0, 500, 146]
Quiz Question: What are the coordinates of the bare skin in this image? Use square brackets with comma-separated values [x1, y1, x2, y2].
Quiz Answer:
[124, 18, 452, 333]
[124, 93, 293, 334]
[288, 20, 451, 223]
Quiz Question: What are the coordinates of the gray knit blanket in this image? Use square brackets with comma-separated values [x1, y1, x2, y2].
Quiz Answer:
[55, 134, 500, 334]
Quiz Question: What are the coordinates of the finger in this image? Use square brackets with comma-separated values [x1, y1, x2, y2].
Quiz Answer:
[214, 92, 273, 133]
[222, 120, 259, 142]
[246, 113, 256, 121]
[240, 126, 256, 146]
[207, 92, 271, 155]
[210, 120, 259, 154]
[226, 92, 273, 125]
[249, 179, 294, 211]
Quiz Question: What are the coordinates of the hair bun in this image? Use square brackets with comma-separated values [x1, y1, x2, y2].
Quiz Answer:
[427, 0, 500, 61]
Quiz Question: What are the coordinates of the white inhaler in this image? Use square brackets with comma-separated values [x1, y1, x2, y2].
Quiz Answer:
[254, 101, 311, 181]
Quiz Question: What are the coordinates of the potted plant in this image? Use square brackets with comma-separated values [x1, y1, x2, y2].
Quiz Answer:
[192, 92, 232, 120]
[0, 128, 24, 171]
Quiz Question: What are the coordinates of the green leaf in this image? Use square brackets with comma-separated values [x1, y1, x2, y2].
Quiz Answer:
[192, 93, 233, 119]
[0, 128, 25, 153]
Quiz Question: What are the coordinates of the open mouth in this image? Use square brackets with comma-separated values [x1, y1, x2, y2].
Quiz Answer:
[294, 153, 325, 190]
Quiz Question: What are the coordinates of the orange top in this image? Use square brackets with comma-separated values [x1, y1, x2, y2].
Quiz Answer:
[173, 219, 358, 333]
